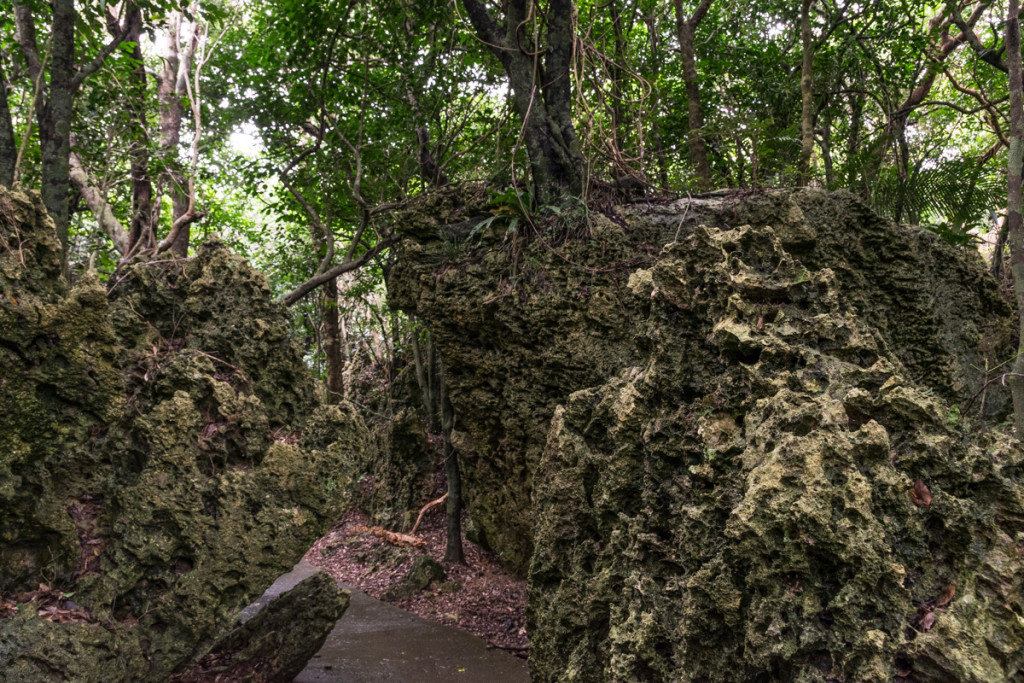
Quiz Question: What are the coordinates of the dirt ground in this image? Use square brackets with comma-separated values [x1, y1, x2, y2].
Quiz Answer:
[304, 506, 529, 658]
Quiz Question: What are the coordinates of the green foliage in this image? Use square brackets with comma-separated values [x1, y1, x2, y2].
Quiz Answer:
[871, 156, 1005, 246]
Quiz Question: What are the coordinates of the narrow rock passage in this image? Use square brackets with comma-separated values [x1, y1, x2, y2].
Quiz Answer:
[271, 562, 530, 682]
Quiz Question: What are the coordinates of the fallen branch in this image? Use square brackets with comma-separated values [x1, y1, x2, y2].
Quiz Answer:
[353, 525, 427, 548]
[410, 493, 448, 535]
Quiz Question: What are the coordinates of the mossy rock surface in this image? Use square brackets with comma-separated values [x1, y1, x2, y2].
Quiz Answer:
[0, 188, 367, 681]
[199, 570, 349, 683]
[382, 554, 446, 602]
[387, 188, 1013, 577]
[528, 223, 1024, 681]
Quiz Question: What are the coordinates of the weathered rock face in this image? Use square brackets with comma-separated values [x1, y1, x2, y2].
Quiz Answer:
[0, 188, 366, 681]
[388, 189, 649, 573]
[366, 406, 438, 531]
[388, 188, 1014, 577]
[529, 224, 1024, 681]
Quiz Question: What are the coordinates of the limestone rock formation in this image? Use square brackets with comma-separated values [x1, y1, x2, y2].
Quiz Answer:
[389, 187, 1022, 680]
[0, 188, 366, 681]
[388, 188, 1013, 577]
[192, 570, 349, 683]
[529, 223, 1024, 682]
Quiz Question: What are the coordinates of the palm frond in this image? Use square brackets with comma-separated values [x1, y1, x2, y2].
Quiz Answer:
[870, 156, 1003, 246]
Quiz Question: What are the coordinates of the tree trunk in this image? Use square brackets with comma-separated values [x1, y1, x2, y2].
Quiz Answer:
[440, 364, 464, 565]
[991, 216, 1009, 281]
[608, 0, 627, 163]
[673, 0, 714, 192]
[37, 0, 76, 251]
[323, 277, 344, 403]
[645, 9, 669, 187]
[1004, 0, 1024, 435]
[0, 56, 15, 188]
[846, 91, 864, 192]
[158, 12, 195, 256]
[406, 88, 447, 188]
[797, 0, 815, 186]
[117, 8, 155, 255]
[820, 104, 833, 186]
[13, 0, 134, 253]
[461, 0, 583, 204]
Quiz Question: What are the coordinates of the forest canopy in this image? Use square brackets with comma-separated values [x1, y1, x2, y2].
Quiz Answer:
[0, 0, 1022, 397]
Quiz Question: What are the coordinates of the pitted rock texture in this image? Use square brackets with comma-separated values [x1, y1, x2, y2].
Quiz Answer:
[0, 188, 366, 681]
[528, 223, 1024, 682]
[387, 187, 1013, 576]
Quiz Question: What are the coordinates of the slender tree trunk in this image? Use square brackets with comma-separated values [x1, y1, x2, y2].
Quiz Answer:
[440, 364, 464, 564]
[162, 14, 197, 256]
[846, 92, 864, 192]
[991, 216, 1009, 281]
[674, 0, 714, 191]
[68, 150, 129, 252]
[406, 88, 447, 188]
[37, 0, 76, 251]
[1004, 0, 1024, 435]
[116, 8, 155, 255]
[410, 326, 441, 432]
[0, 56, 15, 188]
[644, 8, 669, 186]
[798, 0, 815, 186]
[608, 0, 627, 163]
[821, 104, 833, 186]
[323, 277, 344, 403]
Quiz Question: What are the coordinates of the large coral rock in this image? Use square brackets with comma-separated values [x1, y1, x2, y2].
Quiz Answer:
[0, 188, 366, 680]
[528, 223, 1024, 681]
[388, 188, 1013, 575]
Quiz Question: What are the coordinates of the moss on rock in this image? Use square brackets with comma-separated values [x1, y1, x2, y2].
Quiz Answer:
[198, 570, 349, 683]
[0, 188, 364, 680]
[387, 188, 1013, 578]
[528, 223, 1024, 681]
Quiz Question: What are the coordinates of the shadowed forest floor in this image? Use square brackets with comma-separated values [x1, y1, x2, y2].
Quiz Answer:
[305, 507, 529, 658]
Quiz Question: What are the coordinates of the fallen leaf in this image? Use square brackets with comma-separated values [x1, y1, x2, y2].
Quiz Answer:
[936, 583, 956, 608]
[908, 479, 932, 508]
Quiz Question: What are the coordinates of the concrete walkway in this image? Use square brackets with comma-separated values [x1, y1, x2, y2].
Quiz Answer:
[257, 561, 530, 682]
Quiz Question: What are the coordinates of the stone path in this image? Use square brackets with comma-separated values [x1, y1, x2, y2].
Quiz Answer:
[258, 562, 531, 682]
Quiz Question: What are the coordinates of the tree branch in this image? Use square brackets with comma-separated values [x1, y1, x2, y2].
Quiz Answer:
[72, 6, 134, 91]
[11, 0, 42, 82]
[951, 5, 1008, 73]
[460, 0, 510, 65]
[690, 0, 716, 28]
[282, 238, 395, 306]
[68, 150, 129, 254]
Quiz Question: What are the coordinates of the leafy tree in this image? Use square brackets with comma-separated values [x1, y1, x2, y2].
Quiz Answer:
[461, 0, 584, 203]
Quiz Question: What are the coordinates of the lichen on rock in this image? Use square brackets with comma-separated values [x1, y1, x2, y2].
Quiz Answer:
[0, 187, 364, 681]
[528, 223, 1024, 682]
[387, 187, 1022, 680]
[387, 188, 1014, 581]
